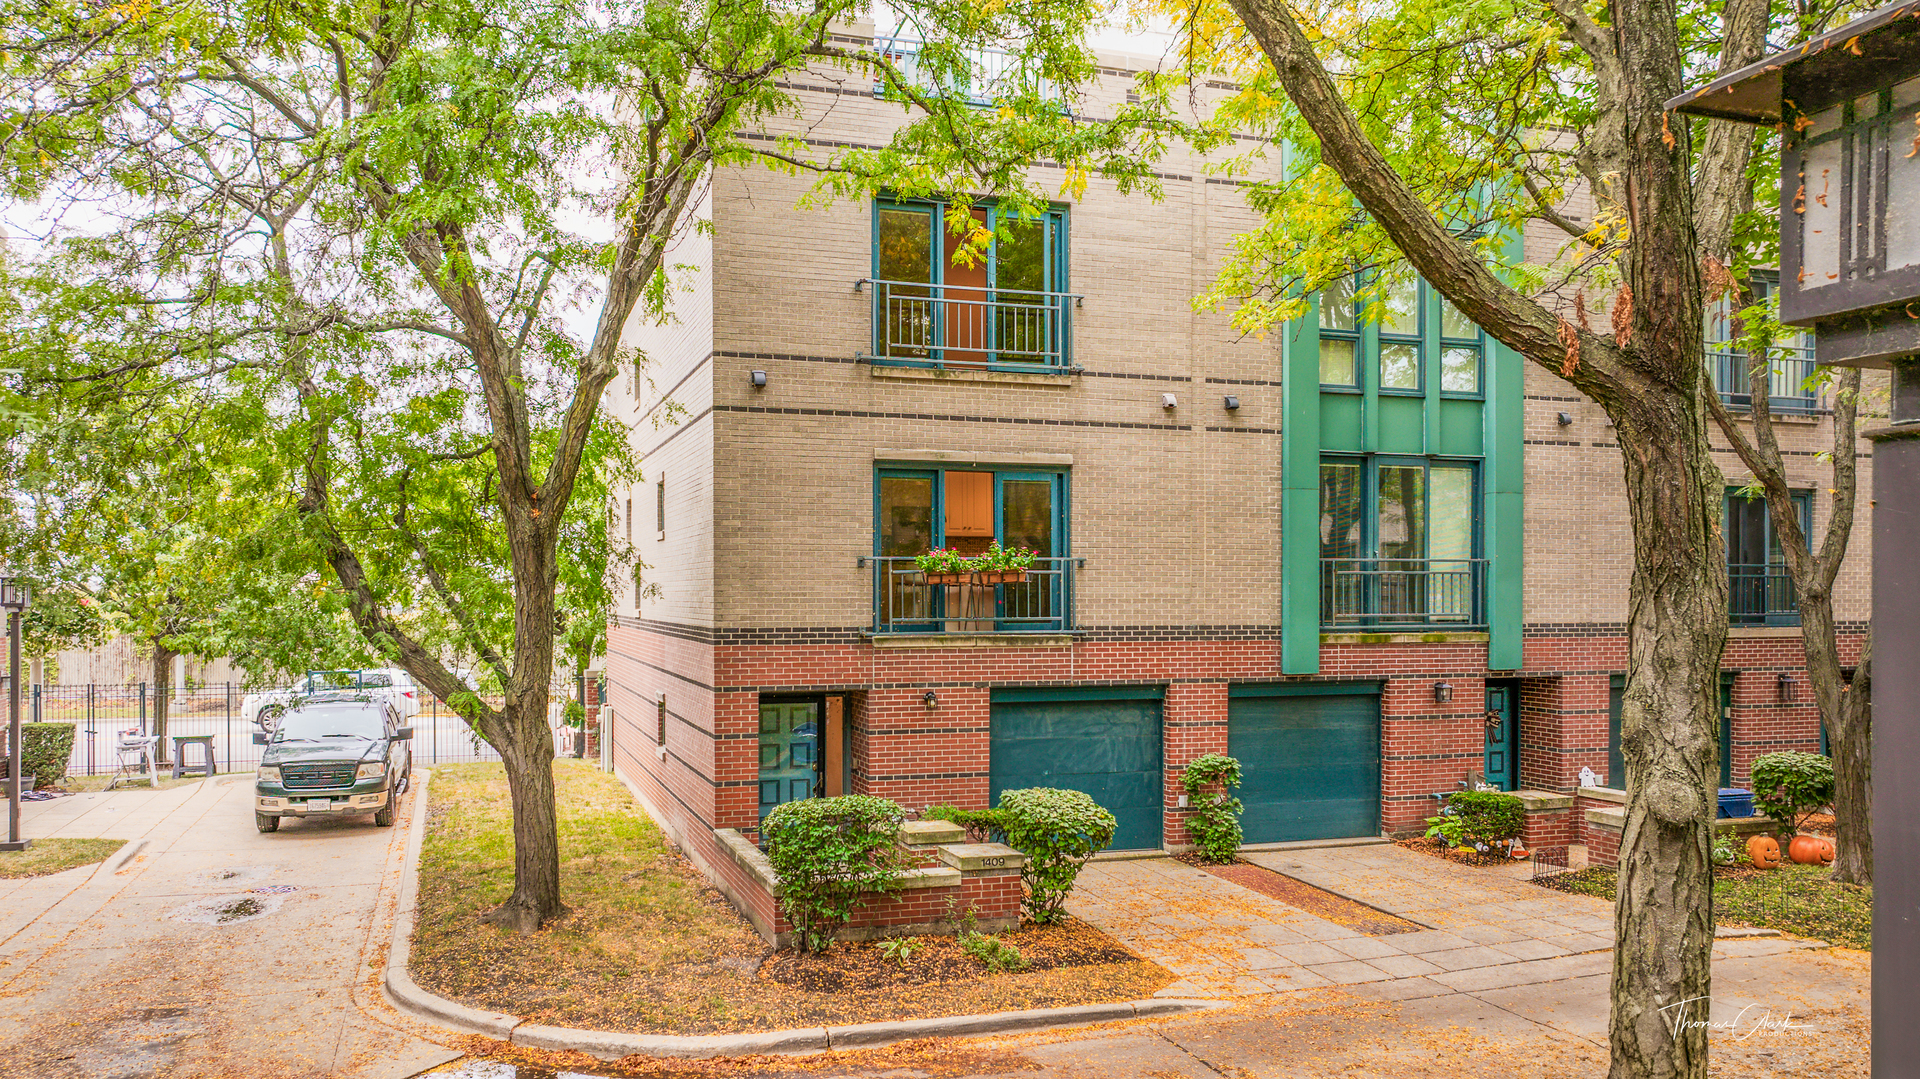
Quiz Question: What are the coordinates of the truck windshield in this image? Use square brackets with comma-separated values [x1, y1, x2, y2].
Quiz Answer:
[275, 707, 384, 742]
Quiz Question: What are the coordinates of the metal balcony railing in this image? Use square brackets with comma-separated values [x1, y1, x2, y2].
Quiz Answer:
[869, 556, 1076, 634]
[860, 278, 1078, 370]
[1730, 564, 1800, 626]
[1320, 558, 1488, 630]
[1709, 344, 1819, 414]
[869, 33, 1058, 105]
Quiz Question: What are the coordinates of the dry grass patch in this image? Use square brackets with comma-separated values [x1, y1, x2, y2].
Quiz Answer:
[0, 837, 125, 878]
[409, 762, 1168, 1035]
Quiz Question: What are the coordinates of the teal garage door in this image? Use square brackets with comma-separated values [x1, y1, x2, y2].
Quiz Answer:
[990, 687, 1164, 851]
[1229, 684, 1381, 843]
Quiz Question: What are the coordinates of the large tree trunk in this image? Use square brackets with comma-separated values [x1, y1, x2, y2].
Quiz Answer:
[151, 643, 176, 766]
[486, 709, 566, 933]
[1608, 410, 1725, 1079]
[1829, 631, 1872, 884]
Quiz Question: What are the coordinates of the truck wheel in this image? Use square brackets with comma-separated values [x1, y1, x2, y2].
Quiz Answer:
[256, 813, 280, 833]
[374, 802, 395, 827]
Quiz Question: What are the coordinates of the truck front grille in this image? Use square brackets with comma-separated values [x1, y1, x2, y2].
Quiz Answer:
[282, 762, 358, 790]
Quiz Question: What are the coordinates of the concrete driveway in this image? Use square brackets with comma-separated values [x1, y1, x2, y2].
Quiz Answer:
[0, 775, 459, 1078]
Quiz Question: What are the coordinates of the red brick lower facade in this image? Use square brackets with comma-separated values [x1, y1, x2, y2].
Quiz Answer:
[603, 618, 1856, 909]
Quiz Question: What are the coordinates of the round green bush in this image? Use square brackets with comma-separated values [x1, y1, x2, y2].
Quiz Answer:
[1750, 751, 1834, 836]
[762, 795, 909, 953]
[997, 787, 1116, 924]
[1431, 790, 1525, 848]
[18, 723, 75, 788]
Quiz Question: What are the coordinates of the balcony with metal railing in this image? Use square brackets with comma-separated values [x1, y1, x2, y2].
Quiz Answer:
[1730, 564, 1800, 626]
[868, 31, 1058, 106]
[1320, 558, 1489, 631]
[859, 279, 1079, 371]
[868, 556, 1077, 635]
[1708, 342, 1820, 415]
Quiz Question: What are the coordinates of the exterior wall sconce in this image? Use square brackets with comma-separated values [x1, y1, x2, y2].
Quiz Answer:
[1557, 412, 1573, 426]
[1161, 393, 1178, 409]
[1433, 681, 1453, 704]
[749, 370, 768, 388]
[923, 690, 937, 709]
[1223, 395, 1241, 410]
[1778, 672, 1798, 703]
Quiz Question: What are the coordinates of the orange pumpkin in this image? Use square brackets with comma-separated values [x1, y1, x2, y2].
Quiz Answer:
[1747, 834, 1783, 870]
[1787, 833, 1835, 866]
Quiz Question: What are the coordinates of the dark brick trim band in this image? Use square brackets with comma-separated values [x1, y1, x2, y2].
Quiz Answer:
[1205, 425, 1282, 435]
[714, 403, 1191, 433]
[1206, 377, 1282, 386]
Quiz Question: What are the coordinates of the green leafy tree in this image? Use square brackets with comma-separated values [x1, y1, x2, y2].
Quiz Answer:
[2, 0, 1176, 930]
[1131, 0, 1874, 1073]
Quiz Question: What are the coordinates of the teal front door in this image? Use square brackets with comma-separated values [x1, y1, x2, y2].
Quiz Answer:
[758, 700, 820, 823]
[989, 688, 1164, 851]
[1483, 685, 1516, 791]
[1229, 687, 1381, 843]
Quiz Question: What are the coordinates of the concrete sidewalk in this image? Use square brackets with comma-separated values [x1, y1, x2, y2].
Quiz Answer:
[1066, 844, 1802, 1000]
[0, 774, 459, 1078]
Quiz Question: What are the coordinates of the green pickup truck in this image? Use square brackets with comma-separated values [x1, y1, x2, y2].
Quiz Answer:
[253, 692, 414, 832]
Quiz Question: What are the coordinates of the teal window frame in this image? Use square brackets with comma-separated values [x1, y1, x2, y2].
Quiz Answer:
[872, 464, 1071, 633]
[1315, 273, 1486, 399]
[1725, 486, 1812, 627]
[1318, 455, 1482, 562]
[867, 197, 1071, 372]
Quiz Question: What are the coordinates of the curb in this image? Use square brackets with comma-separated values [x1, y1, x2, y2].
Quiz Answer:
[102, 837, 148, 874]
[378, 768, 1228, 1060]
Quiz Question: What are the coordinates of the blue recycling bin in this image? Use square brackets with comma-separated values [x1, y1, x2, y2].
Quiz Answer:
[1717, 788, 1755, 818]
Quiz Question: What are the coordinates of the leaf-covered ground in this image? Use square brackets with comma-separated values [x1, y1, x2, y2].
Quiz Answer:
[409, 762, 1169, 1034]
[1534, 862, 1870, 950]
[0, 837, 125, 878]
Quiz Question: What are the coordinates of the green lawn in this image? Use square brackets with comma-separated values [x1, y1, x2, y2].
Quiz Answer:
[0, 838, 126, 879]
[1537, 863, 1870, 950]
[409, 761, 1168, 1034]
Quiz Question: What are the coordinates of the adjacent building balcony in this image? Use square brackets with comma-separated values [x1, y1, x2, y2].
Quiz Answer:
[1320, 558, 1488, 631]
[860, 279, 1078, 371]
[1730, 564, 1800, 626]
[869, 556, 1077, 635]
[1709, 343, 1820, 415]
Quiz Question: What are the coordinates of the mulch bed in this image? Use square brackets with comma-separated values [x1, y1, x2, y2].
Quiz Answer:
[1195, 858, 1422, 936]
[1394, 835, 1528, 868]
[761, 917, 1136, 992]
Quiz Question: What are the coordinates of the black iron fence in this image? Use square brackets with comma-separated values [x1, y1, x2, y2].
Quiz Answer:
[869, 556, 1077, 634]
[22, 683, 520, 778]
[1729, 564, 1799, 625]
[1321, 557, 1488, 630]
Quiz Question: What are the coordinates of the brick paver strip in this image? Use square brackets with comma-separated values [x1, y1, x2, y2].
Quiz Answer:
[1198, 860, 1423, 935]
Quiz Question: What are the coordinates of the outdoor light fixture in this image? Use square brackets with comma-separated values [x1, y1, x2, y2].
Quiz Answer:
[1224, 395, 1241, 410]
[1778, 672, 1799, 703]
[0, 572, 30, 852]
[1433, 681, 1453, 704]
[923, 690, 937, 709]
[1672, 14, 1920, 1071]
[749, 370, 768, 388]
[1161, 393, 1178, 409]
[1557, 412, 1573, 426]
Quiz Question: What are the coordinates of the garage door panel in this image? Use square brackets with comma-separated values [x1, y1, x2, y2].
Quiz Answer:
[990, 696, 1163, 852]
[1230, 692, 1380, 844]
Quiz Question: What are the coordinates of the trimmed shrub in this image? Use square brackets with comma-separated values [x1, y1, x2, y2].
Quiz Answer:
[1427, 791, 1525, 849]
[997, 787, 1116, 924]
[763, 795, 910, 953]
[1180, 754, 1244, 863]
[15, 723, 75, 788]
[921, 804, 1012, 844]
[1750, 751, 1834, 836]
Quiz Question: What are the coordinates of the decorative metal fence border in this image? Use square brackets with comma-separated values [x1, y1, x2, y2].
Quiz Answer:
[19, 683, 552, 777]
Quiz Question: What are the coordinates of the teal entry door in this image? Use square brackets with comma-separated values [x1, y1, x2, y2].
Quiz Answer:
[758, 700, 820, 823]
[1483, 685, 1517, 791]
